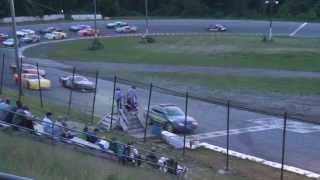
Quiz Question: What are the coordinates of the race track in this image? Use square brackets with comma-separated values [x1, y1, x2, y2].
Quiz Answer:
[1, 19, 320, 174]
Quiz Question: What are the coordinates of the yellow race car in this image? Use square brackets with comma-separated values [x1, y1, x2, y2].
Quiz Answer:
[14, 73, 51, 90]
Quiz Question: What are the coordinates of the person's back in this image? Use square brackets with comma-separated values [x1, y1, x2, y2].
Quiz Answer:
[42, 112, 53, 135]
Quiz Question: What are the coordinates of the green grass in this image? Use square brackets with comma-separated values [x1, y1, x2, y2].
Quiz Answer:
[25, 35, 320, 71]
[0, 131, 173, 180]
[80, 70, 320, 96]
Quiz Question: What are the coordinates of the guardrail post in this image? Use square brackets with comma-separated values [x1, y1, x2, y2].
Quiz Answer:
[91, 71, 99, 124]
[183, 92, 189, 156]
[144, 83, 153, 142]
[0, 54, 5, 95]
[226, 101, 231, 171]
[110, 75, 117, 130]
[280, 112, 288, 180]
[36, 63, 43, 108]
[67, 67, 76, 117]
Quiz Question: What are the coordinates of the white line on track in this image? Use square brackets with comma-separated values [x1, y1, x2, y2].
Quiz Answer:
[290, 22, 308, 36]
[187, 125, 278, 140]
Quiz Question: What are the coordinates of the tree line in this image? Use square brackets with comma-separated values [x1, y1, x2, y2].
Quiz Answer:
[1, 0, 320, 20]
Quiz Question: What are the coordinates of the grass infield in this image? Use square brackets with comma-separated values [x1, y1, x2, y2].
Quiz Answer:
[26, 35, 320, 71]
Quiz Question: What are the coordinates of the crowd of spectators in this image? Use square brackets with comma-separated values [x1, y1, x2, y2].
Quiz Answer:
[0, 97, 186, 176]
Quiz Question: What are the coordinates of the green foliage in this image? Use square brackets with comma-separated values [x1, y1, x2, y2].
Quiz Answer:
[1, 0, 320, 20]
[88, 38, 104, 51]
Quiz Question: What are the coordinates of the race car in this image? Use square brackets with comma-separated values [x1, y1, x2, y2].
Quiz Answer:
[44, 31, 67, 40]
[69, 25, 91, 32]
[10, 63, 46, 76]
[13, 73, 51, 90]
[106, 21, 128, 29]
[39, 27, 63, 34]
[59, 75, 95, 92]
[2, 38, 16, 47]
[16, 29, 36, 37]
[115, 26, 138, 33]
[144, 104, 198, 133]
[0, 33, 9, 41]
[78, 28, 99, 36]
[207, 24, 227, 32]
[20, 34, 40, 44]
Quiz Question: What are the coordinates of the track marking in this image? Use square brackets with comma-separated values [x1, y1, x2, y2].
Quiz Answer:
[290, 22, 308, 36]
[188, 117, 320, 140]
[187, 125, 277, 140]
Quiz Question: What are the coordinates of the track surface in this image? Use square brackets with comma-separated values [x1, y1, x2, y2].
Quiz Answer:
[1, 19, 320, 174]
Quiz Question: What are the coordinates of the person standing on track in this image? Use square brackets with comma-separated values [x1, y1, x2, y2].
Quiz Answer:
[126, 86, 138, 111]
[115, 87, 123, 113]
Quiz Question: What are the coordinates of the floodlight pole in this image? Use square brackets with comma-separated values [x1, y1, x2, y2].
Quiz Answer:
[265, 0, 279, 41]
[144, 0, 150, 35]
[93, 0, 97, 33]
[9, 0, 22, 99]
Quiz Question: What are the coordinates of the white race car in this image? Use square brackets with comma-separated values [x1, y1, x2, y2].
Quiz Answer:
[2, 38, 17, 47]
[106, 21, 128, 28]
[21, 34, 40, 44]
[69, 25, 91, 32]
[16, 29, 36, 37]
[115, 26, 138, 33]
[44, 31, 67, 40]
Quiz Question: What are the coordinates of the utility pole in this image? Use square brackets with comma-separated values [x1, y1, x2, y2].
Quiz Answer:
[93, 0, 98, 38]
[265, 0, 279, 41]
[144, 0, 149, 35]
[9, 0, 22, 99]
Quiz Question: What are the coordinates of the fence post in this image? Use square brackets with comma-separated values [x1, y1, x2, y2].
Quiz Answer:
[0, 54, 5, 95]
[51, 120, 55, 144]
[91, 71, 99, 124]
[18, 57, 23, 101]
[226, 101, 231, 171]
[110, 75, 117, 130]
[280, 112, 288, 180]
[67, 67, 76, 117]
[183, 92, 189, 156]
[36, 63, 43, 108]
[144, 83, 153, 142]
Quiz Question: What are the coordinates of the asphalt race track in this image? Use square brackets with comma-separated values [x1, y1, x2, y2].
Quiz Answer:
[1, 19, 320, 174]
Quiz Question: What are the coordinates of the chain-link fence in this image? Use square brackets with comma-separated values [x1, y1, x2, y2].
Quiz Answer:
[1, 52, 319, 179]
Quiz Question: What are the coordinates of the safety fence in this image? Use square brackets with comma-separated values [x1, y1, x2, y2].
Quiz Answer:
[0, 53, 319, 180]
[0, 108, 187, 177]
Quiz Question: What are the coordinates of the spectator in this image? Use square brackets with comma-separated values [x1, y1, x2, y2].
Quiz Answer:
[5, 101, 23, 124]
[126, 86, 138, 111]
[61, 121, 73, 139]
[109, 137, 119, 154]
[42, 112, 53, 135]
[0, 98, 11, 123]
[86, 128, 99, 144]
[80, 126, 89, 140]
[20, 106, 34, 131]
[11, 101, 25, 130]
[115, 87, 123, 112]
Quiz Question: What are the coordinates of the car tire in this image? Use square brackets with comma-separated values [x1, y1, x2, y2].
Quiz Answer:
[165, 123, 174, 132]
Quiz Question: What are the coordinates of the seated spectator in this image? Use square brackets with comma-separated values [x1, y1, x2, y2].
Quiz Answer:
[19, 106, 34, 131]
[80, 126, 89, 140]
[61, 121, 73, 139]
[0, 98, 11, 123]
[109, 137, 119, 154]
[86, 128, 99, 144]
[5, 101, 22, 124]
[42, 112, 53, 135]
[12, 102, 25, 130]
